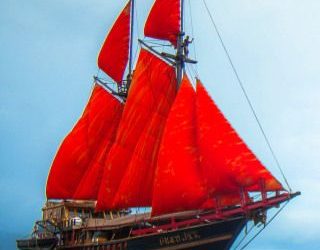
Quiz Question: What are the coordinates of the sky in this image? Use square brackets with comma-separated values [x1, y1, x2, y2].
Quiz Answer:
[0, 0, 319, 249]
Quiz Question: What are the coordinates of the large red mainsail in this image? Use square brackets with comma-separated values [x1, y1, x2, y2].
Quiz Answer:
[98, 1, 131, 83]
[144, 0, 180, 46]
[112, 62, 177, 208]
[46, 85, 123, 199]
[96, 49, 177, 211]
[196, 80, 283, 194]
[152, 76, 206, 216]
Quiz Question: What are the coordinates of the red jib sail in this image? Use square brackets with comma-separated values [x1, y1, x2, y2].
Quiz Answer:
[144, 0, 180, 46]
[152, 76, 206, 216]
[98, 1, 131, 83]
[196, 80, 283, 195]
[96, 49, 177, 211]
[46, 84, 123, 199]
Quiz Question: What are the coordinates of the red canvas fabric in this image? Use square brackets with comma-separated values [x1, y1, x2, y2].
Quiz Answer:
[144, 0, 180, 46]
[73, 97, 123, 200]
[196, 80, 283, 194]
[46, 85, 123, 199]
[98, 1, 131, 83]
[112, 62, 177, 209]
[200, 194, 243, 209]
[96, 49, 177, 211]
[151, 76, 206, 216]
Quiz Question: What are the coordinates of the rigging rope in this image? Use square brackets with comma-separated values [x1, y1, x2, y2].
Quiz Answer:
[186, 62, 198, 83]
[134, 0, 140, 39]
[187, 0, 199, 79]
[202, 0, 292, 192]
[233, 223, 255, 250]
[236, 201, 290, 250]
[133, 0, 140, 64]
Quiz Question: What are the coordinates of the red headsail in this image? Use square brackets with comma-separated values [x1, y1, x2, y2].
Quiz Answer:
[144, 0, 180, 46]
[196, 80, 283, 194]
[46, 85, 123, 199]
[98, 1, 131, 83]
[152, 76, 206, 216]
[96, 49, 177, 211]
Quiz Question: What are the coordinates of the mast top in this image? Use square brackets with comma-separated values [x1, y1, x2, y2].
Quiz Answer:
[126, 0, 135, 91]
[176, 0, 184, 86]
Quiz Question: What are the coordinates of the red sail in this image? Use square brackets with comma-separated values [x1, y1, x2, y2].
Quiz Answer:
[196, 80, 283, 195]
[96, 49, 177, 211]
[73, 98, 123, 200]
[112, 66, 177, 208]
[152, 76, 206, 216]
[144, 0, 180, 46]
[46, 85, 123, 199]
[98, 1, 131, 83]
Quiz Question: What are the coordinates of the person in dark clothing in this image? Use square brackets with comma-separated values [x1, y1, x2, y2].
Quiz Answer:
[183, 35, 194, 57]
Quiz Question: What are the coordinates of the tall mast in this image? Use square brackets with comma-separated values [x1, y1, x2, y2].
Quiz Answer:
[127, 0, 135, 89]
[139, 0, 196, 86]
[176, 0, 185, 86]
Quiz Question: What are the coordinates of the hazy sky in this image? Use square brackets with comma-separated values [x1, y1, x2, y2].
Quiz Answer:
[1, 0, 319, 249]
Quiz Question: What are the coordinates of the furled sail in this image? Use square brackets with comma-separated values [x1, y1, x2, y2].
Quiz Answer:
[196, 80, 283, 195]
[98, 1, 131, 83]
[96, 49, 177, 211]
[152, 76, 206, 216]
[46, 84, 123, 199]
[144, 0, 180, 46]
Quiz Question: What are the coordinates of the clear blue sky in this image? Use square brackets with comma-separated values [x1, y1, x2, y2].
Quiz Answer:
[0, 0, 319, 249]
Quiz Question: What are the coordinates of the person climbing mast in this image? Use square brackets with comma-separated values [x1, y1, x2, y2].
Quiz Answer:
[183, 35, 194, 57]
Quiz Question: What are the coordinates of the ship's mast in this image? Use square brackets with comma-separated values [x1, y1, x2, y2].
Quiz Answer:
[127, 0, 135, 90]
[175, 0, 197, 86]
[176, 0, 185, 86]
[138, 0, 196, 87]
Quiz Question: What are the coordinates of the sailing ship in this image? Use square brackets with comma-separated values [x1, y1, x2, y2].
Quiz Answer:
[17, 0, 300, 249]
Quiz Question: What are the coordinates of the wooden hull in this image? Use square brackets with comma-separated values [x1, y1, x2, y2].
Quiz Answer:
[18, 217, 245, 250]
[127, 217, 246, 250]
[17, 191, 299, 250]
[17, 238, 57, 250]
